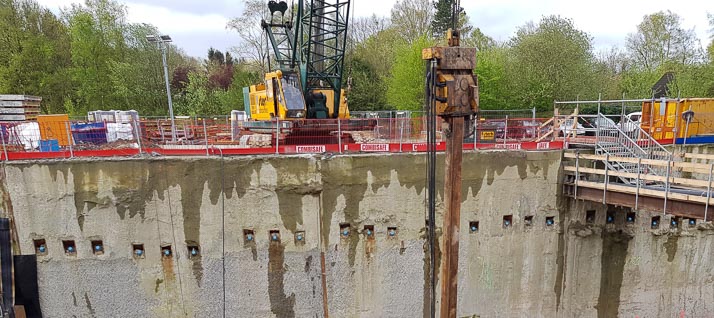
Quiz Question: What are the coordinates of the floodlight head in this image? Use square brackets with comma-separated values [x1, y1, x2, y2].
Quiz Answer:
[160, 35, 172, 42]
[146, 35, 157, 42]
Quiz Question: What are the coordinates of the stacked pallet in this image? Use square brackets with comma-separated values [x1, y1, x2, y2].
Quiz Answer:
[0, 95, 41, 121]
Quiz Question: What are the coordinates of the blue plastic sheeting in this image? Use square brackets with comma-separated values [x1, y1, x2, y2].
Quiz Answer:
[675, 135, 714, 144]
[71, 122, 107, 144]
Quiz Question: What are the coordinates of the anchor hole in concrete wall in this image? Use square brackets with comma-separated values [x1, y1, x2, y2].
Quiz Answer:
[243, 229, 255, 243]
[91, 240, 104, 255]
[626, 212, 636, 224]
[586, 210, 596, 223]
[363, 225, 375, 239]
[269, 230, 281, 243]
[524, 215, 534, 227]
[606, 211, 615, 224]
[469, 221, 479, 233]
[133, 244, 145, 259]
[187, 244, 200, 258]
[62, 240, 76, 256]
[503, 215, 513, 228]
[294, 231, 305, 244]
[161, 244, 172, 258]
[33, 239, 47, 255]
[545, 216, 555, 226]
[387, 226, 398, 238]
[670, 217, 681, 229]
[340, 223, 351, 238]
[687, 218, 697, 227]
[651, 216, 661, 229]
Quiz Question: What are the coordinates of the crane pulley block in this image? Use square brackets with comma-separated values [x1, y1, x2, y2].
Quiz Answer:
[422, 46, 479, 118]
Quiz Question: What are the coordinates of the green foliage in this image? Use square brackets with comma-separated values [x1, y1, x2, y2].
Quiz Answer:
[475, 46, 510, 110]
[346, 58, 391, 111]
[626, 11, 701, 70]
[0, 0, 199, 117]
[431, 0, 453, 37]
[506, 16, 596, 111]
[386, 36, 434, 111]
[0, 1, 73, 113]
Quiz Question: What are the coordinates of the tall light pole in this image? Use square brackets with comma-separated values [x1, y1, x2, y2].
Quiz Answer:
[146, 34, 177, 142]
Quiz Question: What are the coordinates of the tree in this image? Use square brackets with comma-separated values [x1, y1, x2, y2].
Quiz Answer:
[507, 16, 597, 111]
[349, 14, 390, 45]
[346, 57, 391, 111]
[430, 0, 471, 39]
[64, 0, 130, 113]
[626, 11, 702, 71]
[386, 36, 434, 110]
[0, 0, 74, 114]
[475, 45, 511, 110]
[707, 13, 714, 63]
[227, 0, 270, 73]
[431, 0, 453, 37]
[464, 28, 496, 52]
[390, 0, 434, 43]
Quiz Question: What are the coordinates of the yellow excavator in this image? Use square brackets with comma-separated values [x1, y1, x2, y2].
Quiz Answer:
[244, 0, 352, 122]
[247, 70, 349, 120]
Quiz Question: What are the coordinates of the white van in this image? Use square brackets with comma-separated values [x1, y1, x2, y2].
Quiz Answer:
[622, 112, 642, 132]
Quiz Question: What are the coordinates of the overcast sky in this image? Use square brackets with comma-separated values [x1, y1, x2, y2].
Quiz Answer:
[37, 0, 714, 58]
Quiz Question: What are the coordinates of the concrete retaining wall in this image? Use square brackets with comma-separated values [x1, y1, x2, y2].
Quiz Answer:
[1, 151, 712, 317]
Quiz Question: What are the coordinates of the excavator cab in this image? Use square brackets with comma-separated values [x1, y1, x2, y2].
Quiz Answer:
[248, 70, 307, 120]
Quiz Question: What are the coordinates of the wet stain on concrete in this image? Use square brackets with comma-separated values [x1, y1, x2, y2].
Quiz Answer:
[554, 225, 566, 311]
[595, 230, 632, 318]
[154, 278, 164, 293]
[305, 255, 313, 272]
[320, 154, 430, 263]
[191, 257, 203, 287]
[268, 241, 296, 318]
[84, 292, 96, 317]
[664, 235, 678, 262]
[161, 254, 175, 286]
[39, 157, 267, 246]
[554, 196, 568, 312]
[460, 152, 533, 202]
[421, 228, 441, 318]
[274, 157, 320, 234]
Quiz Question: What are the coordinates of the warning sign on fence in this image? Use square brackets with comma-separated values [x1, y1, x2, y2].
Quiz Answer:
[360, 144, 390, 152]
[536, 142, 551, 150]
[480, 131, 495, 140]
[296, 145, 326, 153]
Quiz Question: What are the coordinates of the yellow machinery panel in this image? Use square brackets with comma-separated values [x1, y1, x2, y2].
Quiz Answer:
[37, 114, 71, 146]
[642, 98, 714, 140]
[247, 70, 350, 120]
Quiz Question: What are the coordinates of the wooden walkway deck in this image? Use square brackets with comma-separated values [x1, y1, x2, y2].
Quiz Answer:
[562, 152, 714, 221]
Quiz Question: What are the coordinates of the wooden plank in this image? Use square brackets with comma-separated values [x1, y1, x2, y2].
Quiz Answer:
[572, 180, 714, 205]
[684, 153, 714, 161]
[563, 165, 712, 188]
[564, 152, 713, 174]
[440, 116, 464, 318]
[570, 185, 711, 221]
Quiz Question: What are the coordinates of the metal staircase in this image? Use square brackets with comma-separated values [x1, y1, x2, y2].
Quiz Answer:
[594, 113, 671, 185]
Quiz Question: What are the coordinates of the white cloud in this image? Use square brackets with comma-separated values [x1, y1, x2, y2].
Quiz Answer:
[33, 0, 714, 57]
[124, 2, 229, 33]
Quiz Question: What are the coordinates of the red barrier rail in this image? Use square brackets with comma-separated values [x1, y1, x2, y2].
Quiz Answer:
[0, 117, 563, 161]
